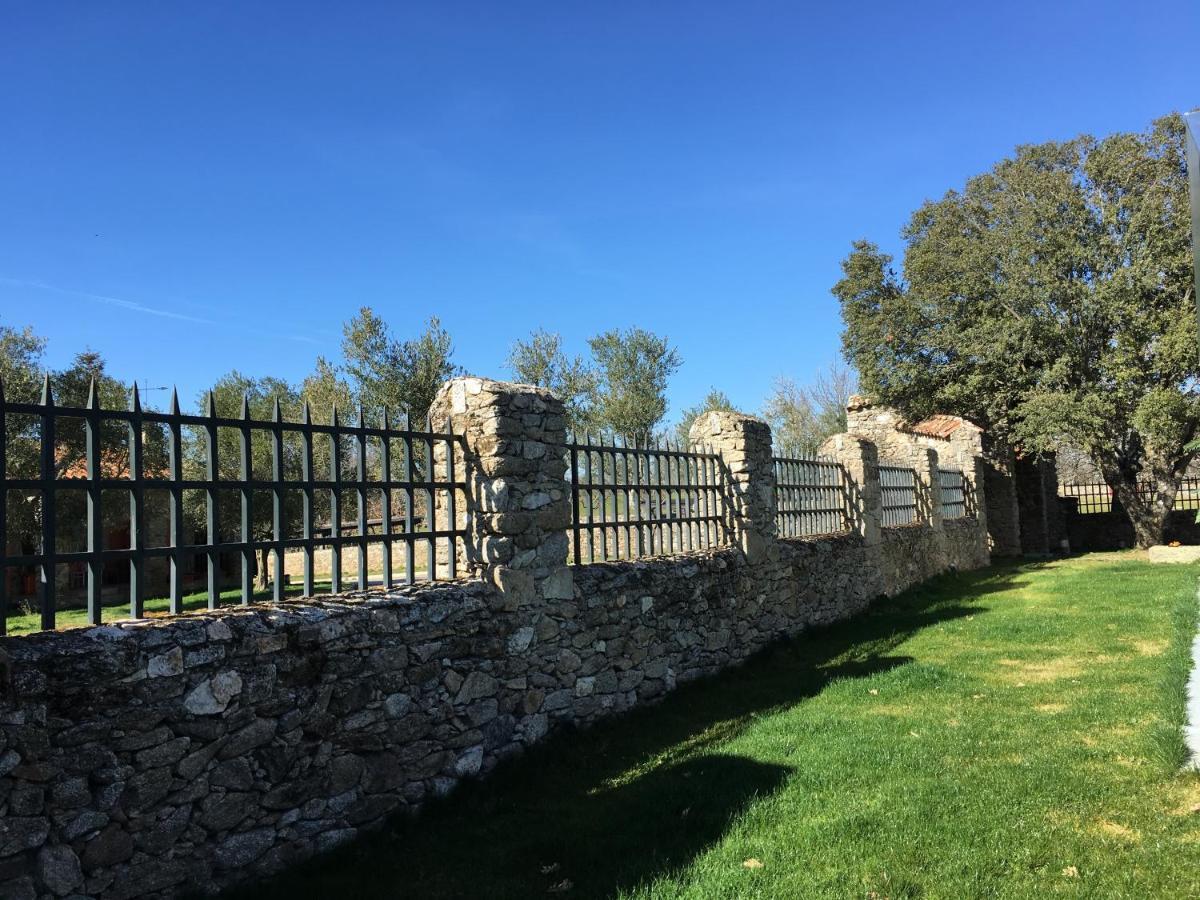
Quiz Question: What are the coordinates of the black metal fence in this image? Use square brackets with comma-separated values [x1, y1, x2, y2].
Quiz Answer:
[939, 468, 966, 519]
[565, 433, 727, 564]
[773, 457, 848, 537]
[0, 377, 466, 634]
[879, 464, 917, 526]
[1060, 477, 1200, 515]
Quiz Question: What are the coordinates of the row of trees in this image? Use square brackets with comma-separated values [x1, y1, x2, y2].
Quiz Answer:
[504, 327, 854, 451]
[836, 112, 1195, 547]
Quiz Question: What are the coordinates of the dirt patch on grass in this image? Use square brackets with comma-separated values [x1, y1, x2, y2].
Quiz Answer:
[1035, 703, 1067, 714]
[994, 657, 1084, 684]
[1166, 778, 1200, 816]
[1092, 819, 1141, 843]
[867, 704, 918, 717]
[1125, 638, 1168, 657]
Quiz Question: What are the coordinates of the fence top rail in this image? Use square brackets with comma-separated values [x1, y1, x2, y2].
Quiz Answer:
[1, 388, 462, 442]
[565, 434, 720, 461]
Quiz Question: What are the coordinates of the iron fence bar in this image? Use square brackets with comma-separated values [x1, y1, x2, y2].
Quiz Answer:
[39, 376, 57, 630]
[85, 381, 102, 625]
[204, 392, 220, 610]
[0, 379, 7, 635]
[403, 410, 415, 585]
[168, 390, 184, 613]
[380, 412, 393, 589]
[271, 399, 284, 603]
[128, 386, 144, 619]
[569, 433, 581, 565]
[445, 420, 457, 580]
[356, 407, 368, 591]
[424, 412, 436, 581]
[301, 402, 315, 597]
[239, 394, 252, 606]
[598, 434, 609, 562]
[329, 406, 342, 595]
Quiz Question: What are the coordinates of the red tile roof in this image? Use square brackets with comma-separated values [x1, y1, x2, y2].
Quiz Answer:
[909, 415, 965, 439]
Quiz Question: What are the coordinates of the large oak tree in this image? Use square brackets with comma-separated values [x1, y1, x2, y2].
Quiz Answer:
[835, 114, 1195, 547]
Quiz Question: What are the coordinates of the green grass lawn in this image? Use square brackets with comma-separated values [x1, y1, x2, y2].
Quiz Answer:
[225, 553, 1200, 899]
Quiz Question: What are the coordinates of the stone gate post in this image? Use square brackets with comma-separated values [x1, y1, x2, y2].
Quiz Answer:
[429, 377, 573, 608]
[689, 411, 776, 562]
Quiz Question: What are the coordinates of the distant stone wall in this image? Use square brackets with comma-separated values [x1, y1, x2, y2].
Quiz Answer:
[0, 381, 990, 899]
[1062, 504, 1200, 552]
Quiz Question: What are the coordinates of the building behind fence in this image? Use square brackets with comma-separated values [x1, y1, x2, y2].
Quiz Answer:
[0, 376, 991, 899]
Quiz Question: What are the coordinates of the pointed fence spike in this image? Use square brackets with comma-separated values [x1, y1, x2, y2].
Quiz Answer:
[240, 392, 251, 420]
[302, 400, 311, 424]
[40, 372, 53, 406]
[382, 408, 391, 430]
[358, 404, 366, 428]
[204, 390, 216, 417]
[0, 375, 6, 404]
[129, 382, 142, 413]
[85, 377, 99, 410]
[170, 386, 180, 415]
[272, 396, 282, 422]
[331, 404, 340, 427]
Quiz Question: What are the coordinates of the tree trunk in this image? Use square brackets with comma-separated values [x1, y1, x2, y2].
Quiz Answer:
[258, 548, 270, 590]
[1100, 457, 1185, 549]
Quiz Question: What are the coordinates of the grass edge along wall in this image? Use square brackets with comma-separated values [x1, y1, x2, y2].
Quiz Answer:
[0, 376, 989, 900]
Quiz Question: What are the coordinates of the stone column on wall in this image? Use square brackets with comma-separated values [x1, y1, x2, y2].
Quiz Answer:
[428, 377, 572, 607]
[911, 446, 944, 532]
[688, 410, 776, 561]
[818, 433, 883, 547]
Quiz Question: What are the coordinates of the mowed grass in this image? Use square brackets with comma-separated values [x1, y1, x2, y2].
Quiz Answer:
[228, 553, 1200, 899]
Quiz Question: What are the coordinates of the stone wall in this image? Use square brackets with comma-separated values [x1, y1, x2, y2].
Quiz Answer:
[0, 380, 990, 900]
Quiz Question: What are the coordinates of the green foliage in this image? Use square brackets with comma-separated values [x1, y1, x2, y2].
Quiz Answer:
[341, 309, 460, 422]
[507, 326, 682, 439]
[183, 372, 305, 585]
[763, 363, 856, 456]
[587, 327, 681, 439]
[0, 320, 46, 404]
[505, 329, 597, 431]
[675, 389, 736, 446]
[836, 113, 1195, 544]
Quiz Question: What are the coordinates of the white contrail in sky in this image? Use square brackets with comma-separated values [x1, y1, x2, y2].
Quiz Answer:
[0, 276, 216, 325]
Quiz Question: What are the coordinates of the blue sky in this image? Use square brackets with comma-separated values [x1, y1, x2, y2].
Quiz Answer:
[1, 1, 1196, 424]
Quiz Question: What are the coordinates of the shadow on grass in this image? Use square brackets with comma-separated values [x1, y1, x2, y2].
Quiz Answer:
[224, 563, 1037, 900]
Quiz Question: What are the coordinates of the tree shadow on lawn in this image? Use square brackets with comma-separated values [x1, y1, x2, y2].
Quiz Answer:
[225, 563, 1034, 900]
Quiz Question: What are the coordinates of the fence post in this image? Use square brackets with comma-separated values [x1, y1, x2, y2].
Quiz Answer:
[818, 433, 882, 547]
[429, 377, 572, 607]
[689, 411, 775, 562]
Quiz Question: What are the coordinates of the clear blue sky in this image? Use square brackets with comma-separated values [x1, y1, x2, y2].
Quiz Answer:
[1, 1, 1196, 423]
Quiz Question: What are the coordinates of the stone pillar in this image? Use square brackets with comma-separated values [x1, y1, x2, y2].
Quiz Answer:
[428, 377, 572, 607]
[912, 446, 943, 532]
[818, 433, 882, 547]
[689, 411, 775, 562]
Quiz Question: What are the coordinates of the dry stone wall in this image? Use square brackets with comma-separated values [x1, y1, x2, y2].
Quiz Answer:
[0, 380, 989, 899]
